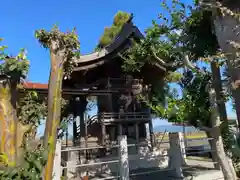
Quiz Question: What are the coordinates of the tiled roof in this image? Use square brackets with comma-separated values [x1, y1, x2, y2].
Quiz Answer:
[23, 82, 48, 89]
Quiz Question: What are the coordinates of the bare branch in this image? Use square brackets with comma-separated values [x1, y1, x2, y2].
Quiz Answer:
[150, 46, 167, 65]
[150, 46, 180, 68]
[183, 54, 205, 74]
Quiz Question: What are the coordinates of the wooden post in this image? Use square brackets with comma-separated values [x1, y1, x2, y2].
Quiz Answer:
[101, 113, 106, 146]
[65, 123, 68, 147]
[102, 123, 106, 146]
[168, 132, 184, 178]
[73, 97, 81, 145]
[135, 123, 139, 152]
[118, 124, 123, 136]
[72, 117, 77, 145]
[118, 135, 129, 180]
[85, 113, 88, 162]
[148, 120, 154, 150]
[53, 140, 61, 180]
[107, 77, 113, 112]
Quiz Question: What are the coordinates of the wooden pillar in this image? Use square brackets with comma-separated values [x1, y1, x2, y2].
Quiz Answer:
[118, 124, 123, 136]
[135, 123, 139, 143]
[135, 123, 139, 153]
[148, 120, 154, 150]
[65, 123, 69, 147]
[101, 113, 106, 146]
[85, 114, 88, 147]
[73, 97, 81, 145]
[72, 117, 77, 145]
[85, 114, 88, 162]
[107, 77, 113, 112]
[101, 123, 106, 146]
[79, 96, 88, 138]
[72, 97, 79, 145]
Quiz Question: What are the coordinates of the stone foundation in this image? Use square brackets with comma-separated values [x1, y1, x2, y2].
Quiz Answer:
[63, 144, 168, 179]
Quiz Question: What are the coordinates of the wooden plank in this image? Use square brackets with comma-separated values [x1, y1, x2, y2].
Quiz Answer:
[103, 118, 150, 123]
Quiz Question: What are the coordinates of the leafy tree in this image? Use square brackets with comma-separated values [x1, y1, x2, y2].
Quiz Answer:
[0, 38, 30, 165]
[35, 25, 80, 180]
[96, 11, 131, 50]
[17, 91, 47, 140]
[121, 1, 238, 179]
[199, 0, 240, 131]
[0, 38, 48, 180]
[0, 145, 47, 180]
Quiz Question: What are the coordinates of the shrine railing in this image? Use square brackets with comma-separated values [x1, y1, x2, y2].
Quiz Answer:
[100, 112, 150, 123]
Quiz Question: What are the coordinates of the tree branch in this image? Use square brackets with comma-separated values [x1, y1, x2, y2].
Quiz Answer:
[183, 54, 205, 74]
[150, 46, 179, 68]
[150, 46, 168, 65]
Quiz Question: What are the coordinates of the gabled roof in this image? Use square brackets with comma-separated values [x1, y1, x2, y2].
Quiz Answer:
[73, 20, 166, 72]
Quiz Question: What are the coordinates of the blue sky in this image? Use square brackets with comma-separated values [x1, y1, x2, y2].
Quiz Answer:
[1, 0, 236, 136]
[1, 0, 176, 83]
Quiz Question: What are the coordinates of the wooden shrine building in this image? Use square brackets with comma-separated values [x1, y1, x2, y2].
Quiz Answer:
[24, 19, 167, 152]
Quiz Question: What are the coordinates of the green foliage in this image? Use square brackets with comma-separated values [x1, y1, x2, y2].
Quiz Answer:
[181, 70, 212, 126]
[165, 71, 183, 83]
[0, 39, 29, 81]
[35, 25, 80, 77]
[121, 0, 189, 72]
[97, 11, 130, 49]
[121, 0, 219, 72]
[184, 9, 219, 58]
[120, 1, 204, 105]
[120, 0, 221, 120]
[0, 145, 48, 180]
[18, 90, 47, 126]
[0, 38, 48, 180]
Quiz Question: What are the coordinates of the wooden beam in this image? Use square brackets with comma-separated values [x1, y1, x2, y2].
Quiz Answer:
[19, 88, 118, 96]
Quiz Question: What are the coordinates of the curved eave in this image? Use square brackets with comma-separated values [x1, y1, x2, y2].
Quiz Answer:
[73, 21, 166, 72]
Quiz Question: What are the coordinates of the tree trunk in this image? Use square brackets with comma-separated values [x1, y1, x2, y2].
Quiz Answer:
[213, 7, 240, 129]
[206, 131, 221, 169]
[43, 49, 64, 180]
[209, 87, 237, 180]
[0, 79, 18, 166]
[211, 61, 238, 177]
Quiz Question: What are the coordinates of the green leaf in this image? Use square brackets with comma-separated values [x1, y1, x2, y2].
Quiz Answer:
[9, 64, 17, 71]
[33, 160, 43, 172]
[155, 105, 165, 116]
[0, 45, 8, 51]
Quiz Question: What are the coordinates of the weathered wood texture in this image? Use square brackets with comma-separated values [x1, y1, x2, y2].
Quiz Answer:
[0, 79, 18, 165]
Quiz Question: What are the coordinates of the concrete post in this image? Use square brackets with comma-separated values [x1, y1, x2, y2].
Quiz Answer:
[53, 140, 61, 180]
[178, 132, 186, 160]
[118, 135, 129, 180]
[168, 132, 184, 178]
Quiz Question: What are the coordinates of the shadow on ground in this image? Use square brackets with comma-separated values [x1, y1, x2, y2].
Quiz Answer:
[87, 165, 217, 180]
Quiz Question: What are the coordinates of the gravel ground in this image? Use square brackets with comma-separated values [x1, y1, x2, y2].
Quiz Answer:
[69, 138, 221, 180]
[88, 159, 222, 180]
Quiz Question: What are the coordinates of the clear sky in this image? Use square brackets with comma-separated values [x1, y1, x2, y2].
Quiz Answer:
[1, 0, 183, 83]
[1, 0, 236, 136]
